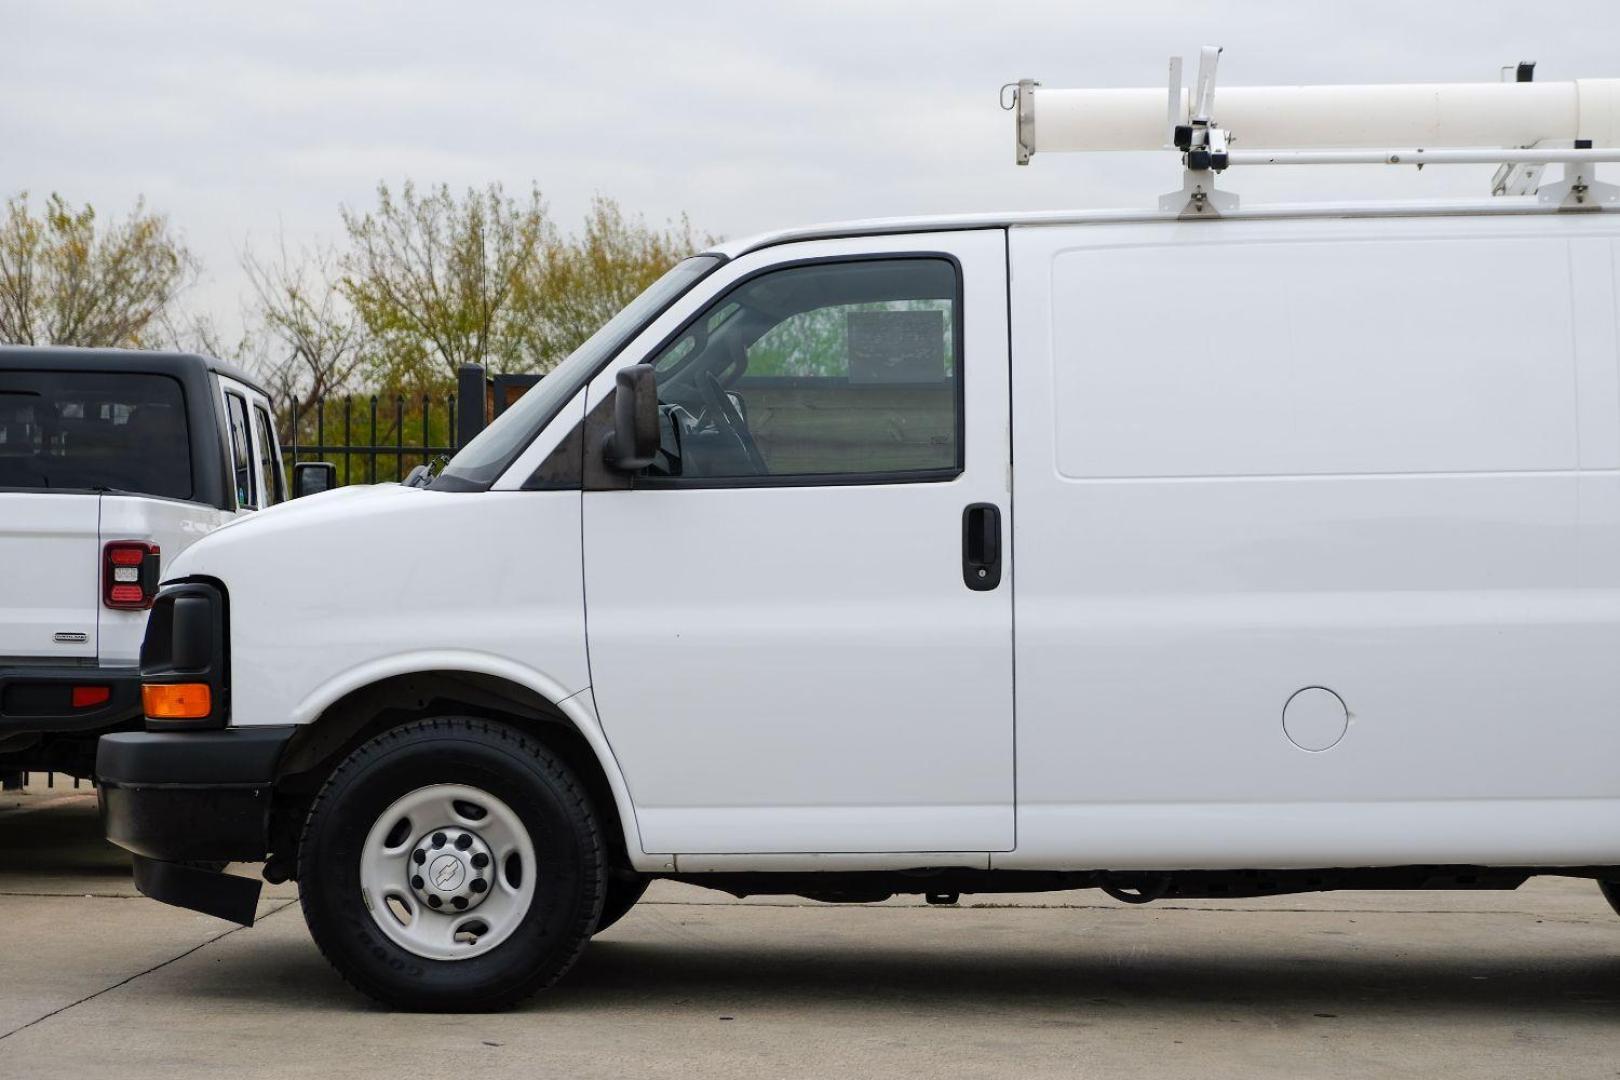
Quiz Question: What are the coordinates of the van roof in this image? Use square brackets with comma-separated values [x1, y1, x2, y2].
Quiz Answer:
[0, 345, 271, 399]
[707, 193, 1619, 259]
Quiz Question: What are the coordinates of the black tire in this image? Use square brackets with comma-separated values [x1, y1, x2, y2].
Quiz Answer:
[594, 874, 650, 935]
[298, 717, 605, 1011]
[1601, 880, 1620, 917]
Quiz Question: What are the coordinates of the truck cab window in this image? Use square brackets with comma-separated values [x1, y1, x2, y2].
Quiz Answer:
[0, 371, 192, 498]
[224, 391, 256, 509]
[645, 258, 961, 484]
[252, 402, 284, 505]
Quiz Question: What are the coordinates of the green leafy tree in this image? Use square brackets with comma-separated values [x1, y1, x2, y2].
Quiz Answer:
[0, 192, 197, 347]
[516, 196, 704, 369]
[339, 181, 551, 388]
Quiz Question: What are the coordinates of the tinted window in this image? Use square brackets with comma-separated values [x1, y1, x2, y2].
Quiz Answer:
[253, 402, 284, 505]
[433, 254, 722, 491]
[224, 391, 255, 508]
[0, 370, 192, 498]
[645, 258, 960, 482]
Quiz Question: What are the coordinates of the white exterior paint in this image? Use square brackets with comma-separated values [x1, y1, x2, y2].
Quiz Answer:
[581, 230, 1014, 855]
[0, 369, 269, 669]
[1003, 211, 1620, 870]
[0, 493, 100, 659]
[165, 197, 1620, 876]
[95, 494, 229, 665]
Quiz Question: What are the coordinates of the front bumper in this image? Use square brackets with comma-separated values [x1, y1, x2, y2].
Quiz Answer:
[97, 725, 296, 924]
[0, 664, 142, 740]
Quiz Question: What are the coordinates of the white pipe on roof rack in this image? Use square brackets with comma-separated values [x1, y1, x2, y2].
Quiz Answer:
[1027, 80, 1620, 154]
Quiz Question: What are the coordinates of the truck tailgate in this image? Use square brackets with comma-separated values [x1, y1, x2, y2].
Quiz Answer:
[0, 492, 100, 660]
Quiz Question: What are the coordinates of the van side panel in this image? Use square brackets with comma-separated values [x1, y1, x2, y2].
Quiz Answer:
[1004, 214, 1620, 870]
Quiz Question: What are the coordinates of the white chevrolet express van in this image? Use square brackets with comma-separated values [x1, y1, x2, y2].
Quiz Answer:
[98, 197, 1620, 1010]
[0, 348, 283, 783]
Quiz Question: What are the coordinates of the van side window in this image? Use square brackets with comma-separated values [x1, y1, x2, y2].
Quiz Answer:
[252, 402, 284, 505]
[224, 391, 256, 509]
[644, 258, 961, 484]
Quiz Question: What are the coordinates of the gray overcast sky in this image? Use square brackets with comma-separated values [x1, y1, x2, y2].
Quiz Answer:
[7, 0, 1620, 334]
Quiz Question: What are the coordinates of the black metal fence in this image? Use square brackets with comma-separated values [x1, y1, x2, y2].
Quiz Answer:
[283, 390, 459, 484]
[278, 365, 541, 486]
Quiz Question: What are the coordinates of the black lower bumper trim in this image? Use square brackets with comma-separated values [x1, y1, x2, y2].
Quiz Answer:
[97, 726, 295, 865]
[131, 855, 262, 926]
[97, 726, 295, 786]
[100, 780, 275, 862]
[0, 665, 142, 737]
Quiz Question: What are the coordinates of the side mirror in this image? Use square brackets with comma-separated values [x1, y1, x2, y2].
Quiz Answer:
[291, 461, 339, 498]
[602, 365, 659, 471]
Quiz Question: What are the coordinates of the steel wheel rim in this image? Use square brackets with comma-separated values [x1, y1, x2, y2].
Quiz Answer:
[358, 783, 538, 962]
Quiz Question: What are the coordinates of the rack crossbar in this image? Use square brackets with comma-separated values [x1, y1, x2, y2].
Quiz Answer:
[1228, 147, 1620, 167]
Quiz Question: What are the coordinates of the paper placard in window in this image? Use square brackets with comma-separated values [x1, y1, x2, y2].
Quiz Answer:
[847, 310, 945, 384]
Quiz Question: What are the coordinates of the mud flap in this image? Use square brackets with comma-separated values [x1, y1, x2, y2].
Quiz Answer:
[131, 854, 262, 926]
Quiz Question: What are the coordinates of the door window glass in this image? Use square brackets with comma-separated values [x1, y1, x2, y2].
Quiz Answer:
[645, 258, 960, 483]
[224, 391, 256, 509]
[252, 402, 284, 505]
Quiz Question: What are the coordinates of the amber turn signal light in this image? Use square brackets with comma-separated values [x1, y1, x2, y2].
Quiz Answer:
[142, 683, 212, 720]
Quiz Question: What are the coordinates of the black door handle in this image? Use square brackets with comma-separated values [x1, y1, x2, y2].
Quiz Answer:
[962, 503, 1002, 591]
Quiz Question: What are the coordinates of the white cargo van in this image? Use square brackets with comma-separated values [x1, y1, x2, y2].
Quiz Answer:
[97, 66, 1620, 1011]
[0, 348, 285, 782]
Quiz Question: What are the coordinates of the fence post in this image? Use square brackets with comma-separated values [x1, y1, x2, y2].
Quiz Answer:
[368, 395, 379, 484]
[289, 395, 300, 465]
[456, 364, 486, 449]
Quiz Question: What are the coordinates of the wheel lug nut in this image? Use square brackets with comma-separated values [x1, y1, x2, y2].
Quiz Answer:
[471, 852, 489, 869]
[452, 896, 468, 910]
[454, 834, 472, 851]
[470, 879, 488, 894]
[431, 832, 446, 848]
[427, 895, 442, 908]
[411, 875, 424, 890]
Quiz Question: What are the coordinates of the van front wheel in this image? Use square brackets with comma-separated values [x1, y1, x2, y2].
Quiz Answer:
[297, 718, 605, 1011]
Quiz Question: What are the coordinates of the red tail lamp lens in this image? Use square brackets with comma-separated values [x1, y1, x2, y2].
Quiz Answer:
[103, 542, 159, 610]
[71, 685, 111, 708]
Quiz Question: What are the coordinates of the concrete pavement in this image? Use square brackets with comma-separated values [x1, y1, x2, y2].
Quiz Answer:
[3, 780, 1619, 1079]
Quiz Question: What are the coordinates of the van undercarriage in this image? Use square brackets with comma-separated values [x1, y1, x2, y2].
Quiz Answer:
[667, 865, 1619, 907]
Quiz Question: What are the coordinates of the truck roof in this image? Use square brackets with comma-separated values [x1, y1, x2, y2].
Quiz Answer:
[0, 345, 271, 400]
[706, 194, 1620, 260]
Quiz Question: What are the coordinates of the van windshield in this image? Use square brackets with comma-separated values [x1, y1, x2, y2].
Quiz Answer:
[0, 370, 192, 498]
[432, 255, 723, 491]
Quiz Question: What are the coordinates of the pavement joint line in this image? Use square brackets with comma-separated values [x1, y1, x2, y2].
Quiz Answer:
[0, 897, 301, 1043]
[0, 891, 153, 899]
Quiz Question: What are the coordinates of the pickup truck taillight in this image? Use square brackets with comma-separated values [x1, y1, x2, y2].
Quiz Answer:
[103, 541, 161, 610]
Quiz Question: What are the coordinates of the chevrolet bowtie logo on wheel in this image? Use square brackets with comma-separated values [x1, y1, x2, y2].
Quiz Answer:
[431, 857, 464, 891]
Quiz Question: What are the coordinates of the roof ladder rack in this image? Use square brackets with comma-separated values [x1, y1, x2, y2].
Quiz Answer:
[1002, 48, 1620, 216]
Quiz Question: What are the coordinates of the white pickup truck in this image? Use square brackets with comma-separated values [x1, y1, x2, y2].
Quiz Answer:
[0, 347, 285, 783]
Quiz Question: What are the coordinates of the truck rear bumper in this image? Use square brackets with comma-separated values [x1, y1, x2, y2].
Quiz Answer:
[97, 726, 296, 925]
[0, 664, 142, 738]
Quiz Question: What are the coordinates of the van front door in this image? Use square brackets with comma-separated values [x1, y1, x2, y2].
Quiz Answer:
[581, 231, 1013, 855]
